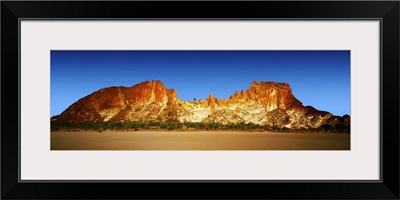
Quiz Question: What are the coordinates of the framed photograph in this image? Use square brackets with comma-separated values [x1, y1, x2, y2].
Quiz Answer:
[2, 1, 399, 199]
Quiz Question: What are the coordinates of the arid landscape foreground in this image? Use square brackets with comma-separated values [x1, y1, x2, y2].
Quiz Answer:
[51, 131, 350, 150]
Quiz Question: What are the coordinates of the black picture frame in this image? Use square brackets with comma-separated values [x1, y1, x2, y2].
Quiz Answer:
[2, 1, 399, 199]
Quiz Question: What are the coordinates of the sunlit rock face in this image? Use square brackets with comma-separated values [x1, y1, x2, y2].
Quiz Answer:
[52, 80, 350, 129]
[52, 80, 178, 122]
[207, 94, 217, 110]
[229, 81, 303, 111]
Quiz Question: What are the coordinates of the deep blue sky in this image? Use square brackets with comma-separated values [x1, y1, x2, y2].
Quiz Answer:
[51, 50, 350, 117]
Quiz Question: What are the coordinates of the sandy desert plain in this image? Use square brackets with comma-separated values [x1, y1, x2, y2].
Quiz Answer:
[51, 130, 350, 150]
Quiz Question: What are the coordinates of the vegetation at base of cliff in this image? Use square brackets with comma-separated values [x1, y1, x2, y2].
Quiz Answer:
[51, 121, 350, 133]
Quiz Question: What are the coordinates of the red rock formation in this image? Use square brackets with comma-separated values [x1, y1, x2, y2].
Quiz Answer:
[230, 81, 303, 111]
[121, 80, 177, 105]
[52, 80, 177, 122]
[52, 80, 350, 129]
[207, 94, 217, 110]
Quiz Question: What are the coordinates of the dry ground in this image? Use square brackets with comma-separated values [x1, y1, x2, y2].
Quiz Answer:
[51, 131, 350, 150]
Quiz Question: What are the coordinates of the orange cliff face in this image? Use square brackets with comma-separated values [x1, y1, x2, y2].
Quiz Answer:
[229, 81, 303, 111]
[52, 80, 178, 122]
[207, 94, 217, 110]
[122, 80, 177, 105]
[52, 80, 350, 129]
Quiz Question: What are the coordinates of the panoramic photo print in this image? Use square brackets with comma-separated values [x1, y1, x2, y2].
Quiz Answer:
[51, 50, 350, 150]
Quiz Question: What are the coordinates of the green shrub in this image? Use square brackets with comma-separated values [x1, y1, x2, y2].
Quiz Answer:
[197, 123, 205, 129]
[149, 121, 160, 126]
[160, 123, 167, 129]
[139, 123, 146, 129]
